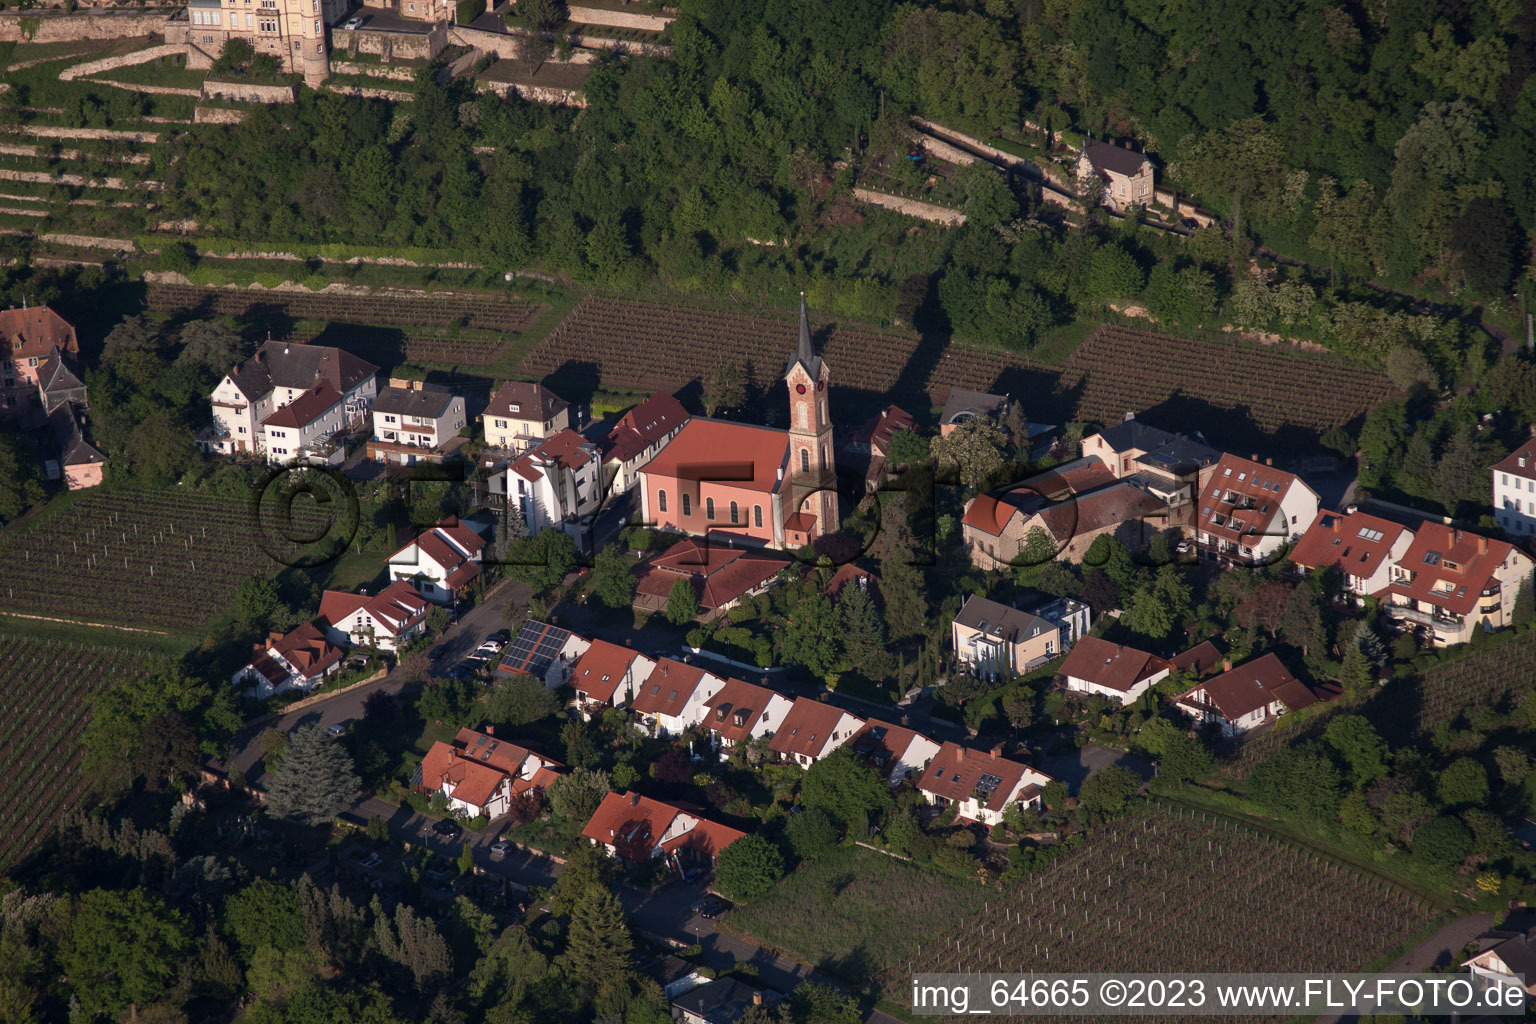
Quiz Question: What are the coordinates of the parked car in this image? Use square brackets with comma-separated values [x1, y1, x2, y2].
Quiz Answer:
[475, 640, 503, 656]
[356, 851, 382, 869]
[342, 15, 363, 28]
[432, 818, 463, 839]
[691, 896, 732, 919]
[489, 840, 512, 859]
[325, 721, 350, 740]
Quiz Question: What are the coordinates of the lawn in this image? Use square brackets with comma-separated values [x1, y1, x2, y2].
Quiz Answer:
[86, 57, 206, 91]
[728, 845, 987, 994]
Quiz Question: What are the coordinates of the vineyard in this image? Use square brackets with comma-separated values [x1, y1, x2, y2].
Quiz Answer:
[0, 490, 343, 633]
[515, 298, 1393, 437]
[882, 803, 1437, 1022]
[0, 634, 168, 871]
[144, 284, 543, 334]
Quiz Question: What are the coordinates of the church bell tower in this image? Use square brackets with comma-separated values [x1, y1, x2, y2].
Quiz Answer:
[783, 293, 839, 541]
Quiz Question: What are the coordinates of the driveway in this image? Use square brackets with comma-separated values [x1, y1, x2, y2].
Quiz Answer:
[216, 579, 531, 786]
[340, 796, 563, 891]
[1039, 743, 1153, 791]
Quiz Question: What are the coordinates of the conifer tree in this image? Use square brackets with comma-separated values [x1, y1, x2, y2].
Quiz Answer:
[557, 887, 632, 986]
[263, 724, 361, 827]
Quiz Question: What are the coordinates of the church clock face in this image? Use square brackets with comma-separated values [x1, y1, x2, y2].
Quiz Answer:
[795, 383, 807, 394]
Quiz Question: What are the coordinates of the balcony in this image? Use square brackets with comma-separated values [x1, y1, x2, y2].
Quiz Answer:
[1384, 604, 1463, 629]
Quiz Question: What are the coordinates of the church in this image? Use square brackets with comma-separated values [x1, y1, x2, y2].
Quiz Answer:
[638, 297, 841, 551]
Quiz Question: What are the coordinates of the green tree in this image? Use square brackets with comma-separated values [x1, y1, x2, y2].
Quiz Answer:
[546, 767, 611, 824]
[1122, 584, 1173, 642]
[1493, 746, 1531, 786]
[128, 410, 198, 487]
[782, 593, 842, 677]
[1324, 715, 1389, 786]
[800, 747, 892, 828]
[65, 888, 190, 1020]
[885, 429, 929, 467]
[784, 806, 841, 862]
[957, 163, 1018, 227]
[789, 982, 862, 1024]
[714, 834, 785, 901]
[838, 585, 886, 667]
[373, 901, 451, 991]
[175, 319, 244, 377]
[485, 673, 561, 726]
[879, 548, 927, 640]
[704, 361, 747, 417]
[930, 417, 1008, 491]
[83, 668, 238, 794]
[263, 723, 361, 826]
[558, 887, 632, 985]
[590, 544, 636, 609]
[225, 879, 306, 962]
[1085, 243, 1145, 303]
[1078, 763, 1141, 814]
[665, 577, 700, 625]
[883, 806, 919, 856]
[1436, 757, 1489, 807]
[1412, 815, 1472, 868]
[1159, 732, 1215, 787]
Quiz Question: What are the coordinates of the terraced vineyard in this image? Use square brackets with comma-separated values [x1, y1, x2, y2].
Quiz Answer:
[0, 489, 346, 633]
[0, 635, 169, 871]
[883, 802, 1437, 1021]
[144, 284, 542, 334]
[516, 297, 1393, 435]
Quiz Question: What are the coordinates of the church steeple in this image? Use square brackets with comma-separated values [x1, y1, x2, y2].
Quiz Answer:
[782, 292, 838, 543]
[785, 292, 821, 381]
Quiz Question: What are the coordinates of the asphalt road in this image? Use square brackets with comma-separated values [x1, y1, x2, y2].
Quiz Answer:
[218, 579, 530, 785]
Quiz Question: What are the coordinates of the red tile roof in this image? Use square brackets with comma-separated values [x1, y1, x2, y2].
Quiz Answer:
[825, 564, 876, 601]
[0, 305, 77, 361]
[1492, 442, 1536, 483]
[702, 678, 783, 745]
[421, 728, 564, 810]
[1289, 508, 1409, 584]
[917, 742, 1051, 812]
[767, 698, 862, 759]
[641, 418, 790, 494]
[849, 405, 915, 455]
[1057, 636, 1170, 693]
[607, 391, 689, 462]
[570, 639, 646, 704]
[394, 518, 485, 592]
[630, 658, 719, 718]
[486, 380, 569, 422]
[1197, 454, 1316, 549]
[961, 458, 1118, 537]
[1170, 639, 1224, 677]
[318, 580, 428, 636]
[849, 718, 932, 776]
[420, 741, 507, 810]
[269, 621, 344, 678]
[1034, 481, 1171, 542]
[1382, 523, 1521, 617]
[580, 791, 745, 860]
[511, 428, 598, 481]
[261, 381, 344, 429]
[634, 539, 789, 613]
[1176, 653, 1317, 722]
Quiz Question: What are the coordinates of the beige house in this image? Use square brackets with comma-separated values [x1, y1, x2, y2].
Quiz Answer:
[1076, 140, 1155, 212]
[1380, 523, 1535, 646]
[482, 380, 572, 452]
[951, 594, 1089, 679]
[366, 379, 466, 465]
[170, 0, 338, 87]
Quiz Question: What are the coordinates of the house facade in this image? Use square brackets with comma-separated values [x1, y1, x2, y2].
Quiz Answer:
[1493, 441, 1536, 537]
[386, 518, 486, 604]
[1057, 635, 1171, 704]
[1076, 139, 1155, 212]
[604, 391, 689, 495]
[569, 639, 657, 711]
[701, 677, 793, 757]
[206, 341, 377, 457]
[849, 718, 942, 784]
[951, 593, 1090, 679]
[46, 404, 106, 490]
[581, 791, 745, 869]
[1288, 508, 1414, 599]
[491, 428, 602, 540]
[367, 379, 466, 465]
[166, 0, 337, 88]
[917, 742, 1054, 827]
[418, 726, 563, 820]
[482, 380, 571, 453]
[1195, 454, 1320, 565]
[317, 580, 429, 652]
[1174, 653, 1318, 737]
[260, 382, 347, 466]
[628, 658, 728, 738]
[842, 404, 915, 492]
[232, 621, 345, 699]
[1380, 524, 1534, 646]
[767, 698, 864, 767]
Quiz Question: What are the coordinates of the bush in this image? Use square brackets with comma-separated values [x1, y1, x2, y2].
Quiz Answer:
[456, 0, 485, 24]
[1413, 816, 1473, 868]
[714, 834, 785, 901]
[785, 807, 840, 863]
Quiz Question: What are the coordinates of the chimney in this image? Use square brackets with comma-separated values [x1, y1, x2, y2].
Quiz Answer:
[485, 724, 494, 736]
[990, 744, 1002, 759]
[255, 349, 266, 363]
[1265, 457, 1273, 466]
[752, 993, 764, 1006]
[1250, 453, 1258, 461]
[1479, 536, 1488, 554]
[954, 745, 964, 762]
[631, 791, 641, 806]
[1221, 659, 1232, 672]
[1123, 411, 1135, 422]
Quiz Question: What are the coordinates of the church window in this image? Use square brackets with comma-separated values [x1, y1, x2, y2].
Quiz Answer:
[800, 448, 810, 473]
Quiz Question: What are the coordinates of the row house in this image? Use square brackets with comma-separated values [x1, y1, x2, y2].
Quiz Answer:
[629, 658, 728, 739]
[603, 391, 689, 495]
[490, 428, 602, 540]
[701, 677, 794, 758]
[1057, 635, 1171, 705]
[418, 726, 563, 820]
[206, 341, 377, 457]
[1492, 440, 1536, 537]
[581, 790, 745, 871]
[1174, 653, 1318, 737]
[260, 382, 347, 466]
[367, 379, 466, 465]
[482, 380, 572, 454]
[950, 593, 1090, 679]
[387, 517, 486, 605]
[568, 639, 657, 712]
[632, 538, 789, 623]
[1195, 453, 1320, 565]
[916, 742, 1054, 828]
[848, 718, 942, 785]
[232, 621, 345, 699]
[317, 580, 429, 652]
[766, 697, 864, 767]
[495, 619, 590, 689]
[1289, 507, 1414, 599]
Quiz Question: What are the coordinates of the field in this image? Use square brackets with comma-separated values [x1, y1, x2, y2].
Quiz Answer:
[879, 803, 1437, 1020]
[728, 845, 988, 986]
[0, 489, 343, 634]
[0, 634, 169, 870]
[515, 297, 1394, 441]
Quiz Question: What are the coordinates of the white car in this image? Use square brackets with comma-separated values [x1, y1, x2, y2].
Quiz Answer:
[342, 15, 363, 28]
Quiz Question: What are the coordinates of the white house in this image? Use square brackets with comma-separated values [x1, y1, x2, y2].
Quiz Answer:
[628, 658, 728, 738]
[495, 619, 591, 689]
[419, 727, 563, 820]
[1076, 139, 1155, 212]
[482, 380, 571, 452]
[1057, 635, 1171, 704]
[387, 517, 487, 604]
[1196, 453, 1320, 565]
[916, 742, 1054, 827]
[317, 580, 429, 652]
[849, 718, 942, 784]
[1380, 523, 1536, 646]
[491, 428, 602, 539]
[232, 621, 345, 699]
[568, 639, 658, 711]
[205, 341, 377, 456]
[1174, 653, 1319, 737]
[1493, 440, 1536, 537]
[260, 382, 348, 466]
[1289, 507, 1415, 599]
[701, 677, 794, 758]
[580, 791, 746, 869]
[603, 391, 689, 495]
[767, 697, 864, 767]
[367, 379, 466, 465]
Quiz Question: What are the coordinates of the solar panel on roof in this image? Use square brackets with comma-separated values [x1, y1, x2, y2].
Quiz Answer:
[502, 619, 571, 677]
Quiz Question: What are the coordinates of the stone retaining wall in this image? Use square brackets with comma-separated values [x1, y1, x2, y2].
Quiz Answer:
[58, 40, 180, 79]
[338, 21, 445, 61]
[0, 167, 158, 190]
[565, 4, 671, 30]
[0, 11, 169, 42]
[447, 23, 521, 59]
[474, 78, 586, 107]
[95, 78, 201, 96]
[913, 132, 975, 166]
[324, 83, 413, 101]
[8, 124, 161, 143]
[329, 60, 417, 80]
[193, 104, 247, 123]
[40, 231, 137, 250]
[200, 79, 297, 103]
[568, 32, 668, 56]
[852, 187, 966, 226]
[0, 141, 150, 164]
